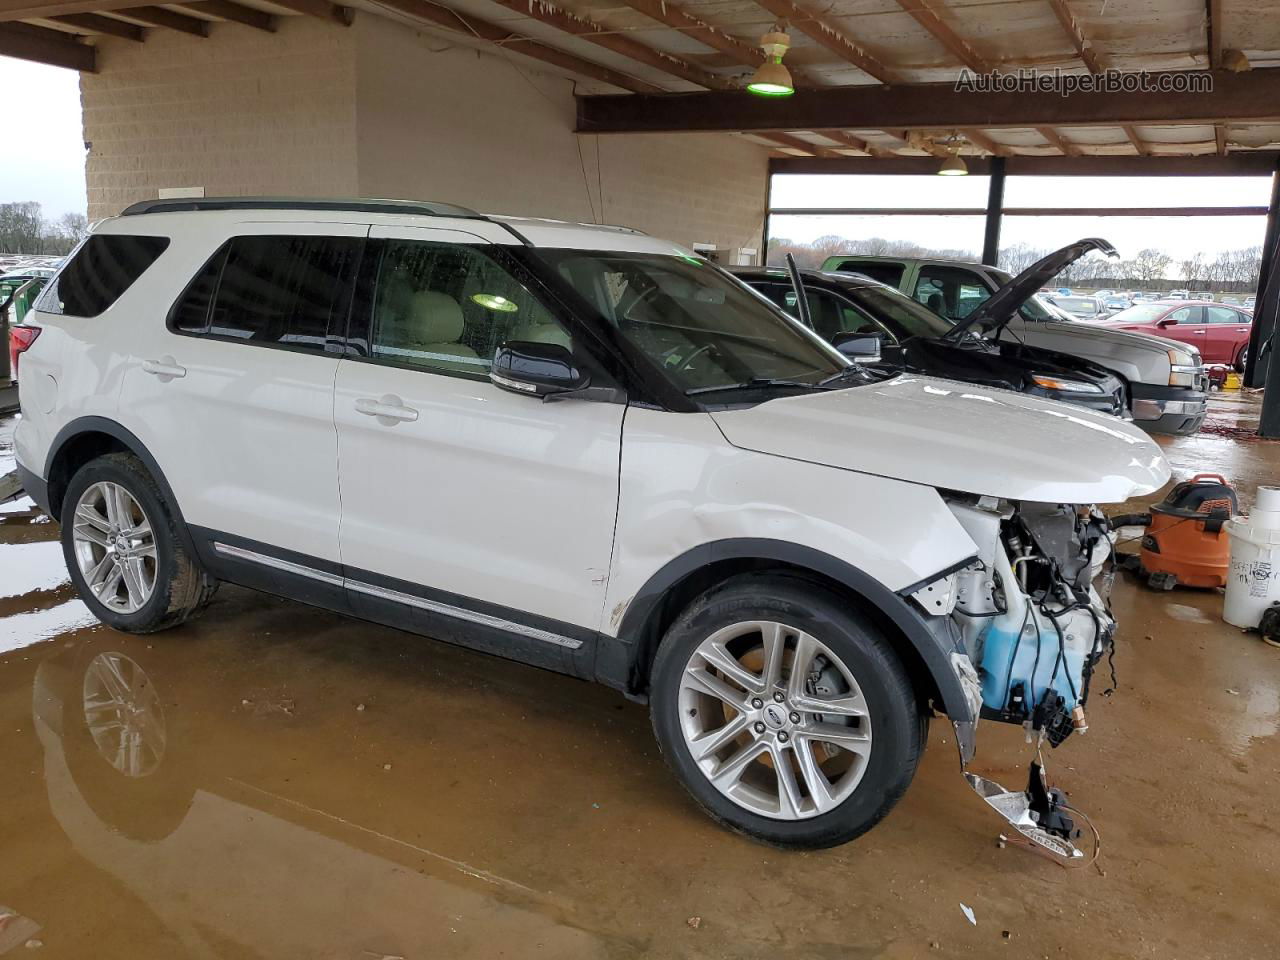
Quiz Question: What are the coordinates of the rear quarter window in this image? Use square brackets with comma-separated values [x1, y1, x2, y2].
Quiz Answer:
[37, 235, 169, 317]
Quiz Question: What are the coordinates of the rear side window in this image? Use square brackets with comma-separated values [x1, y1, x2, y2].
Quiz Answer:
[830, 260, 905, 288]
[170, 235, 360, 352]
[39, 235, 169, 317]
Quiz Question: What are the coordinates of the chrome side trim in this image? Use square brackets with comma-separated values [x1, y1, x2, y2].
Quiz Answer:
[213, 542, 344, 587]
[346, 580, 583, 650]
[212, 541, 583, 650]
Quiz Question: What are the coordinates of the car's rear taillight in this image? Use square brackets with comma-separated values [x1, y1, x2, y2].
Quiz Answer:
[9, 324, 41, 380]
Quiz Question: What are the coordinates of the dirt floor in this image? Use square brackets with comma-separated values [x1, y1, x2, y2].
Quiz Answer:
[1, 394, 1277, 959]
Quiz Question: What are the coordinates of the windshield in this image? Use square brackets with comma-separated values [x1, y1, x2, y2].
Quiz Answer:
[535, 250, 847, 394]
[841, 283, 955, 340]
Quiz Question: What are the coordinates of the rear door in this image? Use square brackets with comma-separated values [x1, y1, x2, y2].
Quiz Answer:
[1203, 305, 1250, 364]
[120, 222, 365, 564]
[332, 225, 625, 640]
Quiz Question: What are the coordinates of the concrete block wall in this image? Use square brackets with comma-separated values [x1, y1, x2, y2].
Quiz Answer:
[354, 15, 768, 252]
[81, 18, 358, 221]
[80, 12, 768, 253]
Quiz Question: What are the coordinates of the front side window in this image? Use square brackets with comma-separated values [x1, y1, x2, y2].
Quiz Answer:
[368, 241, 569, 378]
[756, 282, 898, 343]
[170, 235, 360, 352]
[39, 235, 169, 317]
[537, 250, 845, 395]
[1168, 306, 1200, 324]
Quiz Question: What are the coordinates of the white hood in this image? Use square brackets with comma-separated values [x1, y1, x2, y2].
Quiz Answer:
[710, 375, 1171, 503]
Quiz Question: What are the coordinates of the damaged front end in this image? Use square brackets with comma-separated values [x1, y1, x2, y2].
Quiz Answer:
[911, 494, 1116, 860]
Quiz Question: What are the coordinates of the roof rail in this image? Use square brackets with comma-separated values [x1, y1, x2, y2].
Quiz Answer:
[120, 196, 483, 218]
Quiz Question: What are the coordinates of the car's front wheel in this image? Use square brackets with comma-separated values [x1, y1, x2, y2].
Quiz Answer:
[649, 576, 924, 848]
[1237, 345, 1249, 373]
[61, 452, 218, 633]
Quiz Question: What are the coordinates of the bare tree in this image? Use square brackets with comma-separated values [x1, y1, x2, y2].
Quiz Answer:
[1180, 253, 1206, 288]
[998, 243, 1048, 275]
[1130, 248, 1172, 284]
[0, 201, 46, 254]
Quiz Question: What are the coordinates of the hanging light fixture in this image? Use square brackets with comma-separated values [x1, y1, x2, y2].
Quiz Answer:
[937, 134, 969, 176]
[747, 28, 795, 97]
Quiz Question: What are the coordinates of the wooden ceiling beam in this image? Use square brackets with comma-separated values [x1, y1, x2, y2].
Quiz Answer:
[0, 20, 93, 67]
[48, 10, 142, 39]
[960, 129, 1006, 156]
[759, 133, 837, 157]
[577, 71, 1280, 134]
[1207, 0, 1222, 69]
[1046, 0, 1102, 73]
[894, 0, 987, 72]
[753, 0, 896, 83]
[111, 5, 206, 35]
[175, 0, 275, 31]
[368, 0, 660, 93]
[1036, 126, 1078, 156]
[259, 0, 350, 26]
[1122, 125, 1150, 155]
[484, 0, 729, 89]
[614, 0, 759, 67]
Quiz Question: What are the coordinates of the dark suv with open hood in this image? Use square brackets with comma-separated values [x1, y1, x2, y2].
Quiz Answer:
[820, 240, 1209, 435]
[732, 266, 1128, 418]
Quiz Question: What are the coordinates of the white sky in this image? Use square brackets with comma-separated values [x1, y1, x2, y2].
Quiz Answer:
[770, 173, 1273, 262]
[1, 57, 86, 219]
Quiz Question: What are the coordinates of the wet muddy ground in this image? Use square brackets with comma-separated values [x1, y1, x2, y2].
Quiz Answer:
[1, 397, 1277, 959]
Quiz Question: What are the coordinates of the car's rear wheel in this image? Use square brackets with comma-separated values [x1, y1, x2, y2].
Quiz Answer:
[62, 452, 218, 633]
[649, 576, 924, 848]
[1237, 345, 1249, 373]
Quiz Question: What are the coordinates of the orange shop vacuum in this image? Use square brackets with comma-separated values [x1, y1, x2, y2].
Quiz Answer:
[1112, 473, 1238, 590]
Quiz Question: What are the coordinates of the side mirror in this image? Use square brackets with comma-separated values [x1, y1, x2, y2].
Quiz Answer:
[1158, 316, 1178, 326]
[831, 330, 883, 363]
[490, 341, 588, 397]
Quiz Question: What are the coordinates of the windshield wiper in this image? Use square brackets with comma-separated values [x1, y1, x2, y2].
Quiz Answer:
[685, 377, 825, 396]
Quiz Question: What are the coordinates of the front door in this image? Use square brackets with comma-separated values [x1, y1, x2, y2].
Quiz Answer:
[1161, 305, 1205, 354]
[332, 226, 625, 640]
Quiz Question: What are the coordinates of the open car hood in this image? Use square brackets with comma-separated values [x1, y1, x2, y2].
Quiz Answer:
[710, 374, 1169, 503]
[958, 238, 1119, 335]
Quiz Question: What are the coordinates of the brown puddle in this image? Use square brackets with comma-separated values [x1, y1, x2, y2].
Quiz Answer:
[2, 396, 1279, 958]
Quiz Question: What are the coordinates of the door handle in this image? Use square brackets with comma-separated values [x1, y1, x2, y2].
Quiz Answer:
[142, 357, 186, 379]
[355, 396, 418, 423]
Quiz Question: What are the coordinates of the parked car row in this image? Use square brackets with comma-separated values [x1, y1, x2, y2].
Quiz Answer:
[10, 198, 1171, 860]
[1091, 300, 1254, 370]
[818, 241, 1209, 436]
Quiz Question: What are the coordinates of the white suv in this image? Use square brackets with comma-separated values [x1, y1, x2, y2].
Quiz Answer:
[13, 198, 1169, 855]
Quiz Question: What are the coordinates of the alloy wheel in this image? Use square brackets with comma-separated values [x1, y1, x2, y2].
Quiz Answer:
[71, 481, 158, 614]
[677, 621, 873, 820]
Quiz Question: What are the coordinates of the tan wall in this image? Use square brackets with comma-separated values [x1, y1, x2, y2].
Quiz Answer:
[81, 13, 769, 253]
[81, 18, 358, 221]
[354, 16, 768, 252]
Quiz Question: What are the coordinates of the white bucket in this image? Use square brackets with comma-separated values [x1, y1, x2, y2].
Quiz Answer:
[1225, 486, 1280, 628]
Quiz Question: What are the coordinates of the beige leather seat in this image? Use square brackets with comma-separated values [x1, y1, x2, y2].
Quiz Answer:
[378, 290, 483, 374]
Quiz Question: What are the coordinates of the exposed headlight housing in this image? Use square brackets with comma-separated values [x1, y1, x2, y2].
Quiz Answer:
[1031, 373, 1105, 394]
[1168, 348, 1203, 387]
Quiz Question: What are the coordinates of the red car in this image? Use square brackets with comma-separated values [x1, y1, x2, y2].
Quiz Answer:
[1095, 300, 1254, 370]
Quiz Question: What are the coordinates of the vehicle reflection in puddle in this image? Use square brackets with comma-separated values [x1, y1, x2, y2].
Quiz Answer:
[31, 637, 624, 959]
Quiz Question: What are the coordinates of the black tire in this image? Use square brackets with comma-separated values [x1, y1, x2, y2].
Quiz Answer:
[1237, 346, 1249, 373]
[61, 452, 218, 633]
[649, 575, 924, 849]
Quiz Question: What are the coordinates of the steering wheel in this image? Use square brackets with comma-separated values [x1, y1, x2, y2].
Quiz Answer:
[674, 343, 716, 374]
